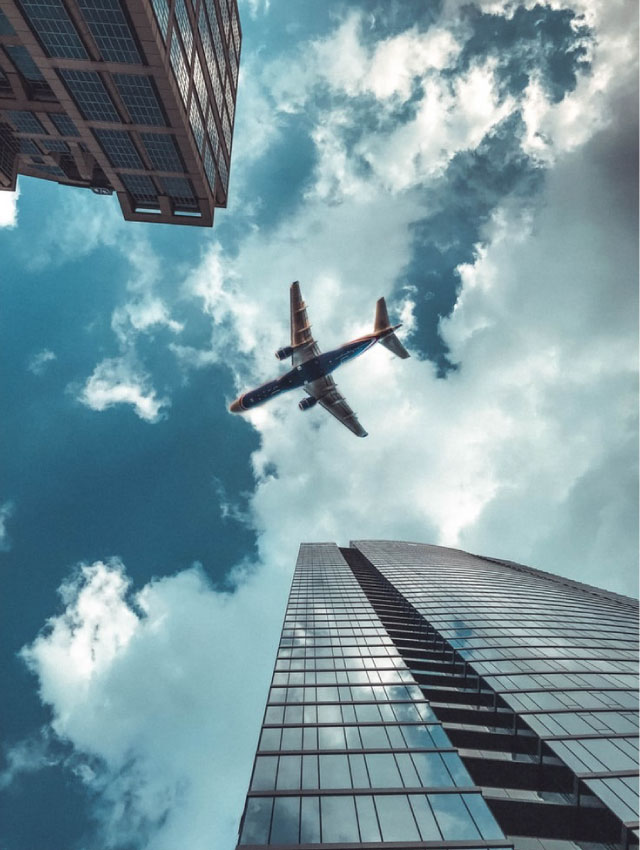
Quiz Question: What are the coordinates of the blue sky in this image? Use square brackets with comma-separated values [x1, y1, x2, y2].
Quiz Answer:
[0, 1, 638, 848]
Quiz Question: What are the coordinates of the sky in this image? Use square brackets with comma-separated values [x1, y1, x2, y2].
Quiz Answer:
[0, 0, 637, 848]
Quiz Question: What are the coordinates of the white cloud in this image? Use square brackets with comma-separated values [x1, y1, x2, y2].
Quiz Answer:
[0, 500, 14, 552]
[24, 186, 122, 270]
[178, 9, 637, 598]
[0, 187, 19, 228]
[0, 733, 56, 790]
[78, 357, 170, 423]
[27, 348, 56, 376]
[20, 558, 289, 850]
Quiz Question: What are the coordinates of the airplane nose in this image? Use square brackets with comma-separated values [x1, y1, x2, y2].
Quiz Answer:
[229, 398, 243, 413]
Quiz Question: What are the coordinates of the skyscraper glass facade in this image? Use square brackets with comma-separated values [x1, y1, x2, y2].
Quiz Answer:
[236, 541, 639, 849]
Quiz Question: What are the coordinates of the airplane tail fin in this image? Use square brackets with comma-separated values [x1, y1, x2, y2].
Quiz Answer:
[374, 297, 411, 359]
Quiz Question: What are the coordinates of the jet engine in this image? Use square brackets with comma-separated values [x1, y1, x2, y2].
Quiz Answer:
[275, 346, 294, 361]
[299, 396, 318, 411]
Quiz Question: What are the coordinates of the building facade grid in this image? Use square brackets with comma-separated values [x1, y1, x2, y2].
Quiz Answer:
[0, 0, 241, 226]
[235, 541, 639, 850]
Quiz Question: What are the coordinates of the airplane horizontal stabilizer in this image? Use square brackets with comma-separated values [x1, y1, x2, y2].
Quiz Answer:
[379, 332, 410, 359]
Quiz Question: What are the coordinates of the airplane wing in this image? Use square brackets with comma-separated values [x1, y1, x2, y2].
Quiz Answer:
[305, 375, 368, 438]
[290, 281, 320, 366]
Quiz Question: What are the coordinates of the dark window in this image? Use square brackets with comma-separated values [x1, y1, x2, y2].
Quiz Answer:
[93, 129, 142, 168]
[0, 10, 15, 34]
[19, 138, 40, 154]
[7, 110, 46, 134]
[76, 0, 141, 64]
[40, 138, 69, 152]
[50, 113, 79, 136]
[4, 45, 44, 81]
[58, 70, 120, 122]
[120, 173, 157, 204]
[113, 74, 165, 126]
[19, 0, 87, 59]
[141, 132, 183, 172]
[161, 176, 197, 209]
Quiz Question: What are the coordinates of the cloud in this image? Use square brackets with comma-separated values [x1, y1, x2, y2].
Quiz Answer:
[78, 356, 170, 423]
[27, 348, 56, 376]
[111, 238, 184, 345]
[24, 187, 122, 271]
[176, 2, 637, 598]
[0, 500, 14, 552]
[19, 557, 289, 850]
[0, 188, 19, 228]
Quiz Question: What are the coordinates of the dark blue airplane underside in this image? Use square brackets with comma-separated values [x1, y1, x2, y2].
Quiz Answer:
[239, 338, 376, 410]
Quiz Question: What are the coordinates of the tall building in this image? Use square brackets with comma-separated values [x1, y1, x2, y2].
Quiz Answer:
[236, 541, 639, 849]
[0, 0, 240, 226]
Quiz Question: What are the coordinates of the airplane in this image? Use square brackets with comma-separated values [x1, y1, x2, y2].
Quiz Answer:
[229, 281, 410, 437]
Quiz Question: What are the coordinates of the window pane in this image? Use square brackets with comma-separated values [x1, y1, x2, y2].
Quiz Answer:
[270, 796, 299, 845]
[265, 706, 283, 724]
[409, 795, 441, 840]
[375, 794, 420, 841]
[258, 729, 280, 751]
[356, 796, 381, 842]
[276, 755, 301, 790]
[411, 752, 452, 787]
[392, 703, 421, 722]
[281, 726, 302, 750]
[429, 793, 480, 840]
[442, 752, 472, 786]
[345, 725, 361, 749]
[360, 725, 389, 749]
[77, 0, 141, 63]
[284, 705, 303, 723]
[239, 797, 272, 845]
[366, 753, 403, 788]
[320, 796, 359, 843]
[355, 704, 380, 722]
[319, 754, 351, 789]
[58, 70, 119, 122]
[300, 796, 320, 843]
[251, 756, 277, 791]
[464, 793, 504, 840]
[20, 0, 87, 59]
[396, 752, 421, 786]
[401, 724, 434, 748]
[317, 704, 341, 723]
[303, 726, 317, 750]
[348, 753, 369, 788]
[318, 726, 345, 750]
[302, 755, 318, 789]
[386, 725, 405, 748]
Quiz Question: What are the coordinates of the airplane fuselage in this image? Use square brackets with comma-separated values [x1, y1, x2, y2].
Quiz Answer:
[232, 334, 381, 411]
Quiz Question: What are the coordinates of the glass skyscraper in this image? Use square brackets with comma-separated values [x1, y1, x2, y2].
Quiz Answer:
[236, 541, 639, 849]
[0, 0, 240, 226]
